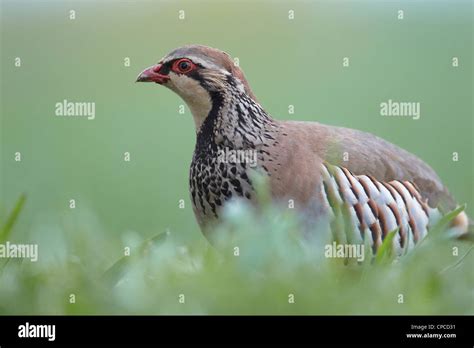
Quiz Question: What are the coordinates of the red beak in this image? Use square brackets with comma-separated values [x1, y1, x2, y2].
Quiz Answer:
[136, 64, 170, 84]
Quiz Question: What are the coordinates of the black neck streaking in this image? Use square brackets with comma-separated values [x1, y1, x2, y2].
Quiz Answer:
[194, 76, 276, 157]
[189, 76, 279, 222]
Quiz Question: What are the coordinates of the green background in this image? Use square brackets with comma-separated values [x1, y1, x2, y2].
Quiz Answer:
[0, 0, 472, 314]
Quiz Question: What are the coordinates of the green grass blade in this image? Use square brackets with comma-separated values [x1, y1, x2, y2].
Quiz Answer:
[375, 229, 398, 265]
[102, 231, 168, 286]
[0, 194, 27, 243]
[429, 205, 466, 238]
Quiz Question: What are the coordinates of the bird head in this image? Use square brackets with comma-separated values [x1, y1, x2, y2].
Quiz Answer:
[136, 45, 257, 130]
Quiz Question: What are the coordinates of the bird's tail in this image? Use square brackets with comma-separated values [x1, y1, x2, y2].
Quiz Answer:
[453, 212, 474, 241]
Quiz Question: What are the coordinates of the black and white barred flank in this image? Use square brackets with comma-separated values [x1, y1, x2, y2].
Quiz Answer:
[320, 162, 444, 256]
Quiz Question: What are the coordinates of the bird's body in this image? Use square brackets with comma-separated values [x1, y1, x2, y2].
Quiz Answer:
[137, 45, 469, 253]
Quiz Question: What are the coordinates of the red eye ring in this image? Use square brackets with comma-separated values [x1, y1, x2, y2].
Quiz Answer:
[172, 58, 196, 74]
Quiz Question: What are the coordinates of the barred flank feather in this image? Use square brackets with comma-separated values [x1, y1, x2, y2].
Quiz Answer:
[320, 162, 445, 256]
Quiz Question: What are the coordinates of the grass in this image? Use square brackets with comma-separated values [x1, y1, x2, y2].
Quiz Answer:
[0, 191, 472, 316]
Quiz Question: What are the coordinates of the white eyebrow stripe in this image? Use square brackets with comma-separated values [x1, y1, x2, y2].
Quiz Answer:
[162, 55, 225, 72]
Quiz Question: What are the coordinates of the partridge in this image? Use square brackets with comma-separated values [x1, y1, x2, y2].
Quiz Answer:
[137, 45, 470, 253]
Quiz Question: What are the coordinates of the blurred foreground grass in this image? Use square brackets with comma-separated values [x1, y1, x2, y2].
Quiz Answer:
[0, 194, 473, 315]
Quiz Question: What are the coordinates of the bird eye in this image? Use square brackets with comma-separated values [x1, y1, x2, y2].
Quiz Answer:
[173, 59, 195, 74]
[179, 61, 189, 70]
